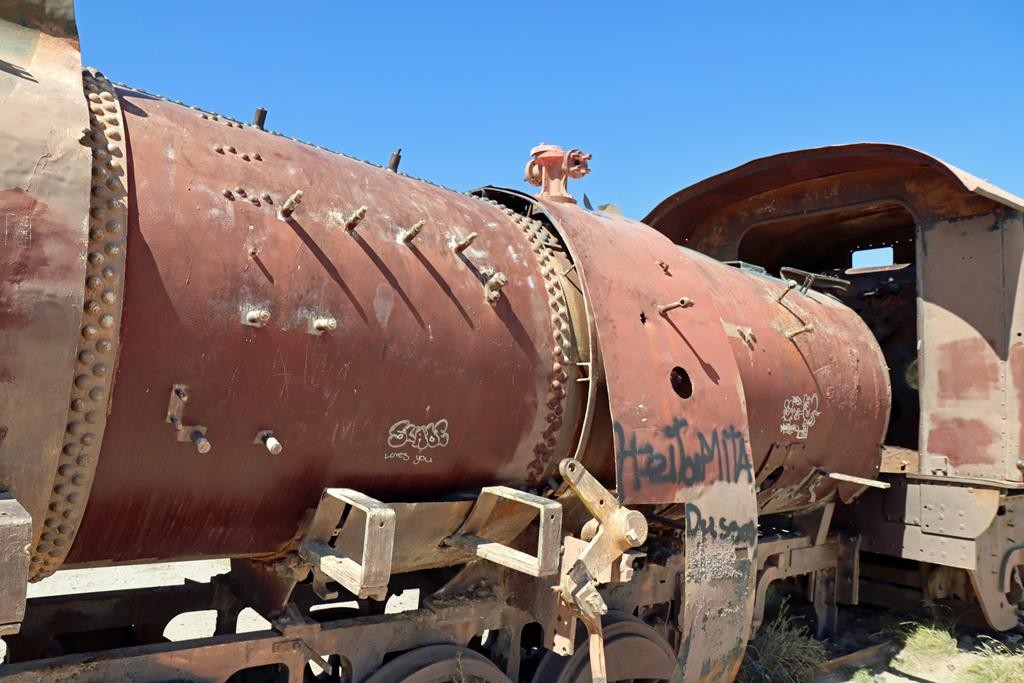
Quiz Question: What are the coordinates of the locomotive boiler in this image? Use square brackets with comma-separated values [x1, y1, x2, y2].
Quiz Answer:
[1, 2, 1023, 682]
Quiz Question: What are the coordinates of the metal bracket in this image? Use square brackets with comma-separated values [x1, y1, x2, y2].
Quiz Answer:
[298, 489, 396, 601]
[553, 459, 648, 683]
[450, 486, 562, 577]
[0, 495, 31, 635]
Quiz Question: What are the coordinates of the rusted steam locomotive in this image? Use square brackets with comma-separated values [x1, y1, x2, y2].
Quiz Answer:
[2, 3, 1023, 682]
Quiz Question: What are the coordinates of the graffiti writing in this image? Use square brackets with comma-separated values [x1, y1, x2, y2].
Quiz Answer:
[780, 394, 820, 439]
[615, 418, 753, 492]
[685, 502, 757, 545]
[387, 418, 450, 452]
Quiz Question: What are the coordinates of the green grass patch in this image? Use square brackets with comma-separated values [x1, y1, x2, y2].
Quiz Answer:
[737, 599, 827, 683]
[959, 638, 1024, 683]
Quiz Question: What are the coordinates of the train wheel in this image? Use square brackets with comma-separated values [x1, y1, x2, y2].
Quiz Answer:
[531, 612, 677, 682]
[363, 644, 512, 682]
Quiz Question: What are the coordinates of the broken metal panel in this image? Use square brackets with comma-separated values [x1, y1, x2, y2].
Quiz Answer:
[917, 210, 1024, 483]
[539, 201, 758, 682]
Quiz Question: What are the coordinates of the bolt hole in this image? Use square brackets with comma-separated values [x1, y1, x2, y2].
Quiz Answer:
[640, 312, 647, 325]
[378, 521, 385, 528]
[670, 366, 693, 399]
[598, 499, 605, 507]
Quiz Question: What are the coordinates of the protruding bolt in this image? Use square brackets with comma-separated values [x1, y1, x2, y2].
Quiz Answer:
[344, 205, 367, 232]
[313, 317, 338, 332]
[174, 386, 189, 402]
[400, 219, 426, 244]
[777, 280, 798, 303]
[246, 309, 271, 325]
[262, 432, 283, 455]
[658, 297, 694, 315]
[169, 415, 183, 432]
[452, 232, 478, 254]
[387, 148, 402, 172]
[191, 429, 211, 454]
[252, 106, 267, 130]
[484, 271, 509, 304]
[785, 323, 814, 339]
[277, 190, 304, 221]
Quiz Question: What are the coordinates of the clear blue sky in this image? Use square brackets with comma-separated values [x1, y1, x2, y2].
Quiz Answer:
[77, 2, 1024, 219]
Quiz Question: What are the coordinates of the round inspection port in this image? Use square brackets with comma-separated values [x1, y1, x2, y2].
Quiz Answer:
[670, 366, 693, 399]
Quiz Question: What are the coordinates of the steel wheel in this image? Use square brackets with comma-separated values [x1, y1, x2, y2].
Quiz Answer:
[364, 644, 512, 683]
[531, 612, 677, 682]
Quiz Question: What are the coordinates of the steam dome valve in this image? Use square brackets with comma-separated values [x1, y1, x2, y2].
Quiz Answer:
[524, 144, 591, 204]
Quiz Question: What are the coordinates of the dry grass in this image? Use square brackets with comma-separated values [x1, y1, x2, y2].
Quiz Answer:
[737, 599, 827, 683]
[959, 638, 1024, 683]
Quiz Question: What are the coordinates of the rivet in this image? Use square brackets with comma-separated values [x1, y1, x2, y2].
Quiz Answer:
[82, 325, 98, 340]
[70, 399, 85, 412]
[242, 153, 250, 161]
[84, 410, 100, 424]
[102, 267, 117, 281]
[223, 189, 234, 199]
[227, 146, 236, 154]
[89, 386, 105, 401]
[105, 219, 122, 233]
[63, 443, 80, 457]
[84, 300, 101, 315]
[96, 339, 112, 353]
[451, 232, 478, 254]
[86, 276, 102, 290]
[73, 373, 90, 389]
[277, 190, 303, 221]
[101, 290, 117, 305]
[214, 145, 224, 154]
[400, 219, 426, 243]
[260, 192, 272, 202]
[253, 153, 263, 161]
[105, 244, 122, 257]
[88, 251, 104, 266]
[66, 421, 84, 436]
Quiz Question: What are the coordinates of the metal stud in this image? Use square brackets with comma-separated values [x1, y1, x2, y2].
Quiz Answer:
[387, 148, 402, 172]
[245, 309, 271, 326]
[400, 219, 425, 244]
[312, 317, 338, 332]
[658, 298, 694, 315]
[344, 205, 367, 232]
[451, 232, 478, 254]
[484, 270, 509, 304]
[261, 432, 283, 455]
[278, 190, 303, 221]
[252, 106, 267, 130]
[190, 429, 212, 454]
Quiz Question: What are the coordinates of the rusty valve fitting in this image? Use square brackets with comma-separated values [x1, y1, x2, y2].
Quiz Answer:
[400, 220, 426, 244]
[277, 190, 303, 221]
[344, 206, 367, 232]
[451, 231, 478, 254]
[658, 297, 694, 315]
[191, 429, 211, 454]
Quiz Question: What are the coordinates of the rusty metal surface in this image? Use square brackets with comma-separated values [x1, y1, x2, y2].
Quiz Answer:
[0, 7, 91, 577]
[28, 68, 130, 580]
[682, 254, 890, 513]
[64, 89, 584, 566]
[643, 143, 1020, 256]
[917, 210, 1024, 483]
[539, 201, 758, 681]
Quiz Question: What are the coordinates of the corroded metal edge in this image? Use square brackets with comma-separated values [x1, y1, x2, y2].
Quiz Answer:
[476, 197, 576, 483]
[30, 67, 128, 579]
